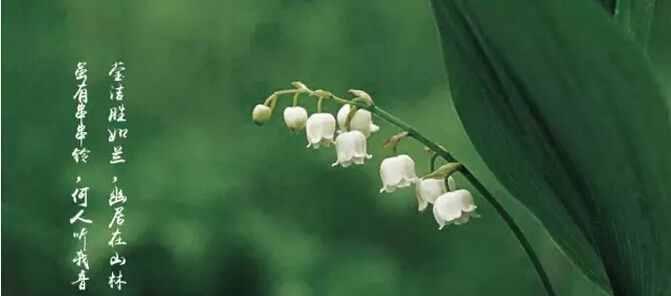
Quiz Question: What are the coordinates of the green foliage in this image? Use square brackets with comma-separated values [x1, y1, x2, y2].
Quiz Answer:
[431, 0, 671, 295]
[2, 0, 670, 295]
[594, 0, 657, 49]
[613, 0, 657, 49]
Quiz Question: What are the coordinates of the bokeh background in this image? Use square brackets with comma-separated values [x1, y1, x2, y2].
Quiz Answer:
[3, 1, 670, 295]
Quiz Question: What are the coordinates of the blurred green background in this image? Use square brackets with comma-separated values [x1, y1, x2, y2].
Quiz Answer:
[3, 1, 670, 295]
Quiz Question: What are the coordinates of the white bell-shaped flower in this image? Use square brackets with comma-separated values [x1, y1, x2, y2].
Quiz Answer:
[331, 130, 372, 167]
[252, 104, 272, 125]
[379, 154, 419, 193]
[415, 178, 447, 212]
[432, 189, 478, 230]
[283, 106, 308, 131]
[336, 105, 380, 137]
[305, 113, 336, 149]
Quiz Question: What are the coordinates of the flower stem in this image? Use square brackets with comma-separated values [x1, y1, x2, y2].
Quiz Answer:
[460, 169, 556, 296]
[267, 84, 555, 295]
[317, 97, 325, 113]
[293, 92, 300, 106]
[365, 104, 557, 296]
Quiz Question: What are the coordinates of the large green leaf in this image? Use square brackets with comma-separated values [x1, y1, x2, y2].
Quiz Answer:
[612, 0, 657, 49]
[593, 0, 656, 49]
[430, 0, 671, 295]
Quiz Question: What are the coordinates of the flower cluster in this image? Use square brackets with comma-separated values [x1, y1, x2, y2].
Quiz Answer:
[380, 154, 479, 229]
[252, 82, 478, 229]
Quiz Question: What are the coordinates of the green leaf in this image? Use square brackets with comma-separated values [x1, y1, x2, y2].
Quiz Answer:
[596, 0, 617, 15]
[430, 0, 671, 295]
[613, 0, 657, 49]
[593, 0, 657, 49]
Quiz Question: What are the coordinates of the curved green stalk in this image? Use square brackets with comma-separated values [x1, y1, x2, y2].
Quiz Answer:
[265, 85, 555, 295]
[366, 104, 557, 296]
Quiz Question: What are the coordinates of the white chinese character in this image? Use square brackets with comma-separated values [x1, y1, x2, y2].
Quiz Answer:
[108, 104, 127, 122]
[110, 84, 125, 101]
[72, 186, 90, 207]
[72, 269, 89, 291]
[108, 271, 127, 290]
[108, 206, 125, 228]
[108, 62, 126, 82]
[109, 186, 127, 206]
[110, 146, 126, 164]
[108, 128, 129, 142]
[75, 123, 88, 143]
[72, 147, 91, 163]
[75, 103, 88, 120]
[75, 62, 88, 80]
[73, 227, 88, 250]
[69, 209, 93, 225]
[110, 252, 127, 266]
[72, 249, 90, 270]
[74, 86, 88, 104]
[108, 228, 127, 247]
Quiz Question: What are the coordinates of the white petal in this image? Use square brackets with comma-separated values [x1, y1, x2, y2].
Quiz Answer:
[454, 189, 477, 212]
[306, 113, 336, 149]
[321, 114, 336, 143]
[306, 115, 321, 147]
[379, 156, 406, 192]
[455, 211, 480, 225]
[453, 215, 470, 225]
[336, 104, 378, 137]
[332, 130, 371, 168]
[432, 190, 479, 228]
[432, 203, 447, 230]
[283, 106, 308, 131]
[398, 154, 419, 180]
[336, 105, 351, 131]
[417, 194, 429, 212]
[369, 123, 380, 134]
[379, 154, 418, 193]
[432, 192, 466, 228]
[415, 179, 447, 211]
[349, 109, 373, 137]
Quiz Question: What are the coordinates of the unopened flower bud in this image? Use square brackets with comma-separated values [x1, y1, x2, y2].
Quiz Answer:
[348, 89, 374, 105]
[283, 106, 308, 131]
[312, 89, 331, 98]
[291, 81, 309, 91]
[252, 104, 272, 125]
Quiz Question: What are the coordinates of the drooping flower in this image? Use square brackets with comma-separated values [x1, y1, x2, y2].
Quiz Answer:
[336, 104, 380, 137]
[432, 189, 478, 229]
[415, 178, 447, 212]
[379, 154, 419, 193]
[252, 104, 272, 125]
[332, 130, 372, 167]
[305, 113, 336, 149]
[283, 106, 308, 131]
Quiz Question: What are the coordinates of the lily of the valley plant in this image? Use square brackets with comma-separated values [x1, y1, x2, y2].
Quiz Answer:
[252, 81, 557, 295]
[252, 81, 479, 228]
